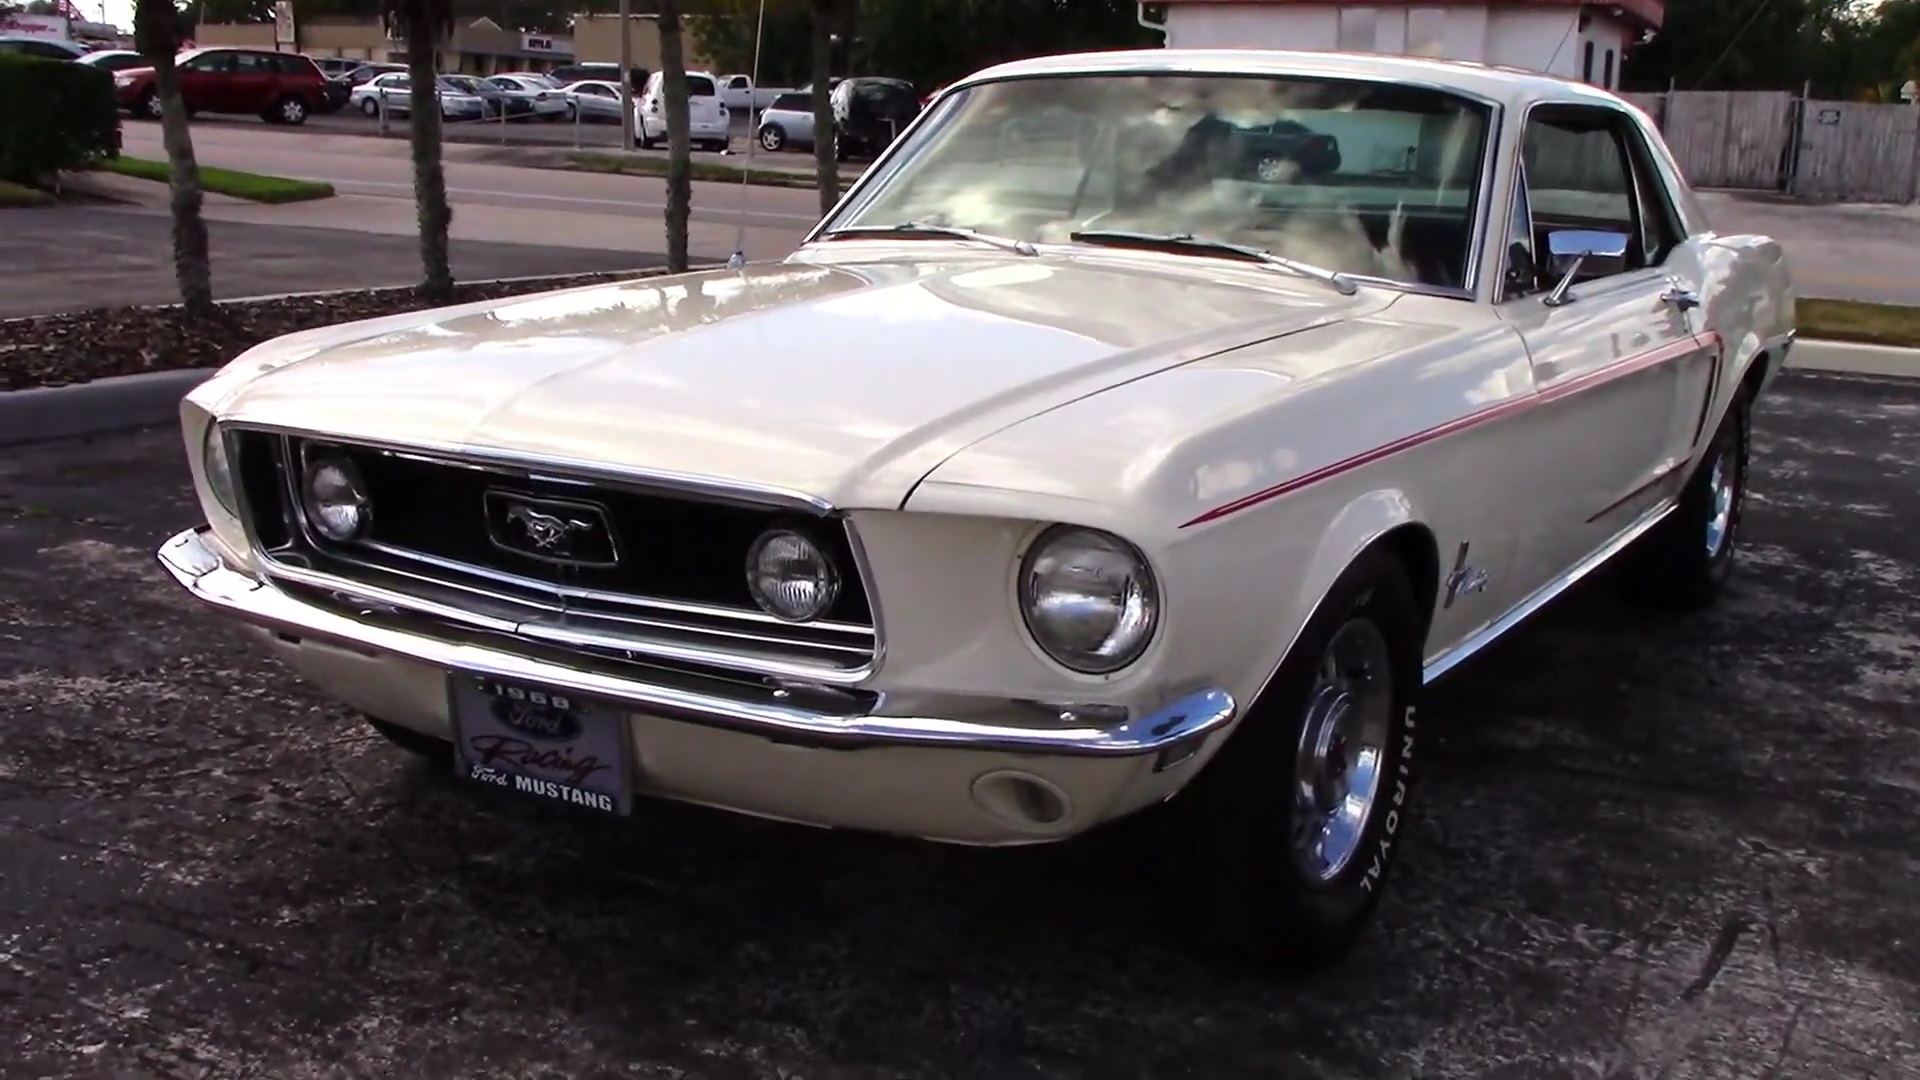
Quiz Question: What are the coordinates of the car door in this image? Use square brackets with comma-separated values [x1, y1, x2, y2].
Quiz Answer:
[685, 73, 723, 126]
[1495, 101, 1716, 592]
[176, 51, 234, 112]
[229, 52, 278, 114]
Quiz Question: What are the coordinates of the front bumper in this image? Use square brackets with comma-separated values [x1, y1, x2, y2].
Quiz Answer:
[157, 526, 1238, 842]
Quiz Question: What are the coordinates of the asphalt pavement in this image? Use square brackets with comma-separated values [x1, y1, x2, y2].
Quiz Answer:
[0, 206, 665, 318]
[2, 370, 1916, 1078]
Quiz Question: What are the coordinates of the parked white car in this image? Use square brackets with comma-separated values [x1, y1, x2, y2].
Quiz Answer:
[347, 71, 486, 121]
[716, 73, 791, 112]
[638, 69, 730, 150]
[159, 49, 1794, 971]
[486, 73, 569, 119]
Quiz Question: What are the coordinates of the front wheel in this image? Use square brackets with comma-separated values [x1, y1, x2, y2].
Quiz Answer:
[758, 124, 784, 152]
[1170, 547, 1425, 973]
[1626, 387, 1751, 609]
[139, 89, 163, 121]
[361, 97, 380, 117]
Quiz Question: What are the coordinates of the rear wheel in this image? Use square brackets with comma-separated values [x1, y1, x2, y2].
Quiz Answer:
[1626, 388, 1751, 609]
[139, 88, 163, 121]
[758, 124, 785, 151]
[1172, 547, 1425, 973]
[270, 94, 308, 126]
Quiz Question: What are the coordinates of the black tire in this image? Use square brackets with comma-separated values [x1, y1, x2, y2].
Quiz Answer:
[1626, 388, 1751, 609]
[271, 94, 309, 126]
[361, 97, 380, 118]
[139, 88, 162, 121]
[1170, 547, 1425, 973]
[365, 715, 450, 760]
[758, 124, 784, 152]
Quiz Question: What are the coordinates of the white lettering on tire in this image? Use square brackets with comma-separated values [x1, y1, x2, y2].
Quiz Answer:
[1360, 705, 1416, 894]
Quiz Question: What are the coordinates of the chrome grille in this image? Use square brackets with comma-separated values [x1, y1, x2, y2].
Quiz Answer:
[227, 428, 879, 679]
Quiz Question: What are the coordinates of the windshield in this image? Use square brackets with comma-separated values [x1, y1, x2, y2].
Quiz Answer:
[825, 73, 1493, 291]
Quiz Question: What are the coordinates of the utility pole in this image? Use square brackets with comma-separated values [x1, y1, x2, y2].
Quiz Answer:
[617, 0, 635, 152]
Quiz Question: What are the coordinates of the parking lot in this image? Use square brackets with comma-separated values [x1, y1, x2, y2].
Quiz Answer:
[3, 370, 1918, 1078]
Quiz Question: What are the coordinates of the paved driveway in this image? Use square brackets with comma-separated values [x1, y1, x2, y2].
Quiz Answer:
[1, 371, 1915, 1077]
[0, 206, 663, 318]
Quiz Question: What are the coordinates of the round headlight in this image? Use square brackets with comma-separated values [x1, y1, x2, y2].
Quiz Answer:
[301, 458, 371, 542]
[201, 423, 239, 516]
[746, 529, 840, 623]
[1019, 525, 1159, 675]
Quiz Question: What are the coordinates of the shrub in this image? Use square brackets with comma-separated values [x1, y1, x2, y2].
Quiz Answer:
[0, 54, 120, 187]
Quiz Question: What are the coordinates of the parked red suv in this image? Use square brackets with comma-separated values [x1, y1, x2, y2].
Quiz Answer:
[114, 47, 329, 126]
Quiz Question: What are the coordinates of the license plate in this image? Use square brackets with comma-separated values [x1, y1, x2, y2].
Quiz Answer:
[447, 676, 632, 816]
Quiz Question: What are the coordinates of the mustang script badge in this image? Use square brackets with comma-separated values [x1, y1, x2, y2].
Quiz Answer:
[482, 489, 621, 566]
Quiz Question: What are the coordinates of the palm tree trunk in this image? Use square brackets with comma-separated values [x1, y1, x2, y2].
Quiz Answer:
[133, 0, 212, 316]
[404, 20, 454, 302]
[809, 0, 838, 216]
[659, 0, 691, 273]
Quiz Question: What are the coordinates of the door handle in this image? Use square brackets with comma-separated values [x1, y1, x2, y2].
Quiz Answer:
[1661, 283, 1701, 311]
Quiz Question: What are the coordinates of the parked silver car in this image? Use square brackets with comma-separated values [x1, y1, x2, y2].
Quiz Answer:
[753, 90, 819, 153]
[348, 71, 487, 121]
[558, 79, 631, 124]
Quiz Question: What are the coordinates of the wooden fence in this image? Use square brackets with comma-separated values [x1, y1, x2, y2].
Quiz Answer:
[1625, 90, 1920, 204]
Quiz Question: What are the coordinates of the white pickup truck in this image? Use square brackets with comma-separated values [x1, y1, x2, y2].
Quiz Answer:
[715, 74, 791, 112]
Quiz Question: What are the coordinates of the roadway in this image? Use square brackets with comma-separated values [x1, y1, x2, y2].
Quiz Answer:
[115, 123, 1920, 306]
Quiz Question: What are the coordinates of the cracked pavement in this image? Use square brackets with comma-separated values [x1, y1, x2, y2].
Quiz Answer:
[1, 371, 1917, 1079]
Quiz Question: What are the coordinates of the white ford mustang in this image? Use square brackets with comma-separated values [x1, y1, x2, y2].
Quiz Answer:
[158, 48, 1795, 971]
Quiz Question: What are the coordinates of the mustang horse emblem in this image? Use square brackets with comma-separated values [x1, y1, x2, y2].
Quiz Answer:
[504, 503, 596, 554]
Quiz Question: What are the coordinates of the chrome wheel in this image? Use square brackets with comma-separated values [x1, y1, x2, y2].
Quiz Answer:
[143, 93, 163, 120]
[1704, 450, 1736, 558]
[759, 126, 783, 151]
[1291, 617, 1393, 884]
[280, 98, 305, 123]
[1256, 155, 1288, 182]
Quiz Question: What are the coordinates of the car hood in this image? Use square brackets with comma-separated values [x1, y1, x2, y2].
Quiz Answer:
[200, 252, 1395, 509]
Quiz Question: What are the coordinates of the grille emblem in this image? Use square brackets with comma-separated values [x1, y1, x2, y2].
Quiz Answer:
[483, 490, 621, 567]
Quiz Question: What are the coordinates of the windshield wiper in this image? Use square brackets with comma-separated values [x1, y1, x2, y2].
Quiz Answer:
[1067, 230, 1357, 296]
[818, 222, 1038, 256]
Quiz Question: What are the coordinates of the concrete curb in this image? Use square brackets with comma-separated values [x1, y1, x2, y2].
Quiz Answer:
[5, 335, 1917, 449]
[1782, 338, 1920, 379]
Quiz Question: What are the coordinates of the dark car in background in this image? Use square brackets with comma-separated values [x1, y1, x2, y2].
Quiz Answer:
[1232, 118, 1343, 180]
[341, 61, 405, 86]
[831, 76, 919, 161]
[112, 47, 330, 125]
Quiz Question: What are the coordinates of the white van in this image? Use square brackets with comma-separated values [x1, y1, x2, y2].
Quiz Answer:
[638, 70, 731, 151]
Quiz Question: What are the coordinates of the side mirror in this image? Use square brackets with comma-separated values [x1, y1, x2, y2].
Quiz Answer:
[1542, 228, 1629, 307]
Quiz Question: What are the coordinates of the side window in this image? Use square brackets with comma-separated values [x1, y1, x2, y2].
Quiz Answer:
[1506, 104, 1686, 298]
[183, 52, 233, 73]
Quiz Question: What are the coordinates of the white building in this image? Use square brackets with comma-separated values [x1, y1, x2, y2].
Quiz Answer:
[1153, 0, 1664, 91]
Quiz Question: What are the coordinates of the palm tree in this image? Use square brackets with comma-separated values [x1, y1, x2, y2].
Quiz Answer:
[809, 0, 839, 215]
[132, 0, 213, 316]
[658, 0, 692, 273]
[382, 0, 456, 303]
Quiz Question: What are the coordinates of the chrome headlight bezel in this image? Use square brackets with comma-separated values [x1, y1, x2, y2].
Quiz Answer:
[300, 456, 372, 543]
[745, 527, 842, 623]
[201, 421, 240, 518]
[1017, 524, 1161, 676]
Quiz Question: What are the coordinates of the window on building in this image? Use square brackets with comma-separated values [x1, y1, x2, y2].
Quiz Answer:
[1582, 40, 1595, 83]
[1337, 8, 1378, 51]
[1603, 48, 1616, 89]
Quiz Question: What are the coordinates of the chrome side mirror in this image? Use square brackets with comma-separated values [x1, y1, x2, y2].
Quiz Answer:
[1542, 228, 1630, 307]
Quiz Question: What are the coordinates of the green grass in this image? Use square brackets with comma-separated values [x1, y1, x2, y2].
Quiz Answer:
[563, 150, 843, 190]
[99, 156, 335, 204]
[0, 179, 52, 207]
[1797, 299, 1920, 349]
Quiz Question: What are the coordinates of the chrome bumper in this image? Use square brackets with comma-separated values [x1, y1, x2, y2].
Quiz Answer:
[157, 526, 1237, 758]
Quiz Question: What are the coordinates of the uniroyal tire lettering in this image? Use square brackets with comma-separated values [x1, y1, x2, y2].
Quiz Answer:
[1360, 706, 1416, 894]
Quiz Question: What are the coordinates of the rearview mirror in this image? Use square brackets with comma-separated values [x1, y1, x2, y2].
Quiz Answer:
[1542, 228, 1630, 307]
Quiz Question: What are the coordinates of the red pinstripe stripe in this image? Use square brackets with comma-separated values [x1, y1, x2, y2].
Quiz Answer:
[1178, 330, 1723, 529]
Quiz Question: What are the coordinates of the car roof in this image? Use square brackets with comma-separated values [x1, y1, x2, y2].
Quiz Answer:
[953, 48, 1634, 111]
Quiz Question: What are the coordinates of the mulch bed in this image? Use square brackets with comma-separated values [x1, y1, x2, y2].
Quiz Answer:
[0, 270, 668, 392]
